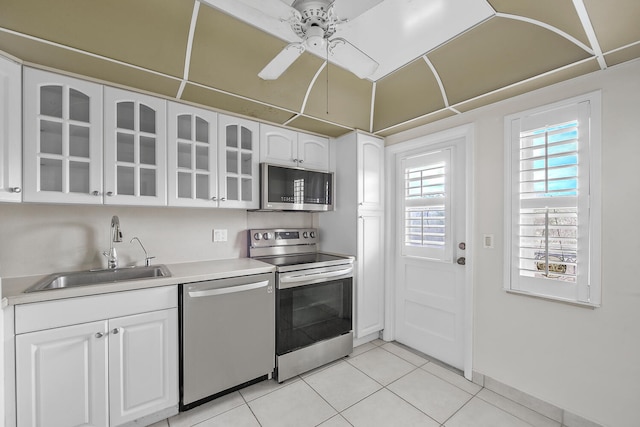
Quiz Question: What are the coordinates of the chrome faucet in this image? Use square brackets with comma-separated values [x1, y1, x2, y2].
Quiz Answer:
[103, 215, 123, 269]
[130, 237, 155, 267]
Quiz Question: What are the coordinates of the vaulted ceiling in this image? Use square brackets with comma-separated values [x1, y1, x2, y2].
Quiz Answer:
[0, 0, 638, 138]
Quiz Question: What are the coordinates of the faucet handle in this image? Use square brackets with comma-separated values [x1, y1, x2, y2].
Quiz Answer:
[145, 256, 156, 267]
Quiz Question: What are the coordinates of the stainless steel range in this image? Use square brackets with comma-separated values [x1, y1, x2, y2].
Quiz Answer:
[249, 228, 354, 382]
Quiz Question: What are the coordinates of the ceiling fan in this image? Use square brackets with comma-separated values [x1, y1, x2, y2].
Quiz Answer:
[258, 0, 380, 80]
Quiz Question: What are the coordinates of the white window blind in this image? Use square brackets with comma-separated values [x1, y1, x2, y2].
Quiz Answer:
[505, 93, 601, 305]
[401, 149, 452, 261]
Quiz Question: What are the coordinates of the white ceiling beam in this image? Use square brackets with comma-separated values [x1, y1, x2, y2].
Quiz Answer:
[571, 0, 607, 69]
[177, 0, 201, 99]
[495, 12, 594, 55]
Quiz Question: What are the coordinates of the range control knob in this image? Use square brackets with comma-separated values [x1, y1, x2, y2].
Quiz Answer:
[253, 233, 261, 241]
[263, 232, 273, 240]
[309, 231, 316, 238]
[302, 231, 309, 238]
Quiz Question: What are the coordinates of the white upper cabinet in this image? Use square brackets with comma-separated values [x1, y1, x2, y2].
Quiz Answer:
[218, 114, 259, 209]
[357, 135, 385, 211]
[167, 102, 218, 207]
[260, 124, 329, 171]
[297, 132, 330, 171]
[260, 124, 297, 167]
[0, 56, 22, 202]
[23, 68, 103, 204]
[104, 87, 167, 206]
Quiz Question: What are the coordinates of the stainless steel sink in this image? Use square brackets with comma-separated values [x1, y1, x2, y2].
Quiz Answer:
[24, 265, 172, 293]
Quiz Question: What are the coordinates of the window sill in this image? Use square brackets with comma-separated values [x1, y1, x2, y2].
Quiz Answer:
[505, 289, 600, 309]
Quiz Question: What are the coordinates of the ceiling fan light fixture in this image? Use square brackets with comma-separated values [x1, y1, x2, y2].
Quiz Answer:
[305, 25, 326, 48]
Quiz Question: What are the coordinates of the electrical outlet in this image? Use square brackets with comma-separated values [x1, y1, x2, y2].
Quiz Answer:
[213, 229, 228, 242]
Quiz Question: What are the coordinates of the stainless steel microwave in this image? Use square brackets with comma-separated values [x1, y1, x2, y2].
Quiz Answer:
[260, 164, 334, 211]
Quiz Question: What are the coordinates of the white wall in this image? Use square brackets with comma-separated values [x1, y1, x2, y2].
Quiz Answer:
[0, 204, 313, 278]
[386, 59, 640, 427]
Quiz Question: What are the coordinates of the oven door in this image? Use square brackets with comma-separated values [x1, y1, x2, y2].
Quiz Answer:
[276, 264, 353, 356]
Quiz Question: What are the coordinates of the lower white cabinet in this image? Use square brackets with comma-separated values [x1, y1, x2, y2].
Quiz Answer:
[14, 287, 178, 427]
[16, 320, 109, 427]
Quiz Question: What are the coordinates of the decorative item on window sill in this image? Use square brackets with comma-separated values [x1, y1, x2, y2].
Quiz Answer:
[534, 225, 575, 278]
[535, 254, 568, 275]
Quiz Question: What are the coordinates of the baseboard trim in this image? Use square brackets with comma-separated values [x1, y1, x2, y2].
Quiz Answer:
[473, 371, 603, 427]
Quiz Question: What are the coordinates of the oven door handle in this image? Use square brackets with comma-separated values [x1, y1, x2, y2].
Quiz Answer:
[279, 267, 353, 288]
[187, 280, 270, 298]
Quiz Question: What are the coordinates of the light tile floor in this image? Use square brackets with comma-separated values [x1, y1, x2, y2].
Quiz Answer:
[152, 340, 563, 427]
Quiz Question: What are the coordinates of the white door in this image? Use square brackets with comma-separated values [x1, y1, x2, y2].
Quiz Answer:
[108, 309, 178, 427]
[394, 137, 467, 370]
[16, 321, 109, 427]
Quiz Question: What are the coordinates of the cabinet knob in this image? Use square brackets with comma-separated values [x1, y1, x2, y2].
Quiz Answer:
[91, 190, 100, 196]
[106, 191, 114, 197]
[211, 196, 217, 201]
[292, 158, 298, 163]
[95, 332, 105, 338]
[456, 257, 466, 266]
[220, 197, 226, 201]
[9, 187, 21, 194]
[111, 328, 120, 335]
[298, 159, 304, 164]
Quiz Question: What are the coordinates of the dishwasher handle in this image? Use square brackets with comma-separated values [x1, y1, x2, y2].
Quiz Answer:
[187, 280, 270, 298]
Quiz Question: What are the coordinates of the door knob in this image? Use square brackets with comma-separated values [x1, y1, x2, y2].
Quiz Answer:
[456, 257, 466, 266]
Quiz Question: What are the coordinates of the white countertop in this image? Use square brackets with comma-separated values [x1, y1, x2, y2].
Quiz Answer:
[1, 258, 275, 307]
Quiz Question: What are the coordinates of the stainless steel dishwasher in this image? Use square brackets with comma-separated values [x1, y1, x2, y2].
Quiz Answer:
[179, 272, 275, 411]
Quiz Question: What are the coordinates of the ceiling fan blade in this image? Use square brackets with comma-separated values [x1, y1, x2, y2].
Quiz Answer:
[328, 38, 378, 79]
[259, 42, 306, 80]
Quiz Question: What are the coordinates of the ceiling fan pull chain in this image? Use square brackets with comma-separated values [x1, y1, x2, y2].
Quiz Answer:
[326, 40, 329, 115]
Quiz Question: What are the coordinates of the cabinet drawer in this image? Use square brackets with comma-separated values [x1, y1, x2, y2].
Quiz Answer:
[15, 286, 177, 334]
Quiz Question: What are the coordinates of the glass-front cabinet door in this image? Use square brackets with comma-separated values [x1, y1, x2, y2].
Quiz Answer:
[104, 87, 166, 206]
[23, 68, 103, 204]
[217, 114, 259, 209]
[167, 102, 218, 207]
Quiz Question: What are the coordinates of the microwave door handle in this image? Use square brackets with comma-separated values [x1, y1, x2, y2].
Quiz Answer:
[279, 267, 353, 285]
[187, 280, 270, 298]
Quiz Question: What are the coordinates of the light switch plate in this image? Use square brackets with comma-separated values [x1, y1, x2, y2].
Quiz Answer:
[213, 229, 228, 242]
[483, 234, 494, 249]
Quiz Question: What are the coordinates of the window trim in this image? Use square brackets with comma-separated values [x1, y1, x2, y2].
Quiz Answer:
[503, 91, 602, 306]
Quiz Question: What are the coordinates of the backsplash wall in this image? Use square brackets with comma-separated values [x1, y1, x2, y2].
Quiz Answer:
[0, 204, 313, 278]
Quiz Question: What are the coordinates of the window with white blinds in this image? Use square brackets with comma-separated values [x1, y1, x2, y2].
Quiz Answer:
[401, 149, 452, 261]
[505, 93, 601, 305]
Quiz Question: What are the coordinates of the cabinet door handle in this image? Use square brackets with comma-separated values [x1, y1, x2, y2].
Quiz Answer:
[91, 190, 100, 196]
[10, 187, 21, 193]
[106, 191, 114, 197]
[298, 159, 303, 163]
[111, 328, 120, 334]
[220, 197, 226, 201]
[211, 196, 217, 201]
[95, 332, 105, 338]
